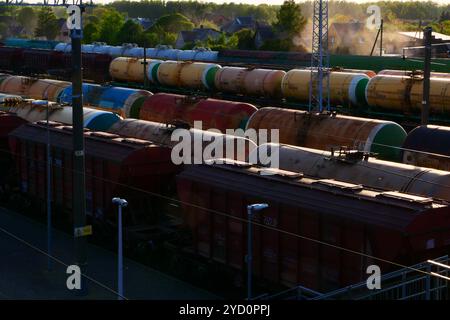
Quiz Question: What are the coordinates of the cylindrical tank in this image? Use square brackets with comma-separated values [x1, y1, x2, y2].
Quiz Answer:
[54, 43, 71, 52]
[253, 143, 450, 202]
[282, 70, 370, 107]
[178, 62, 221, 90]
[154, 47, 180, 60]
[92, 43, 112, 55]
[243, 69, 286, 97]
[378, 69, 450, 79]
[214, 67, 248, 93]
[108, 45, 127, 57]
[176, 48, 219, 62]
[367, 75, 450, 113]
[58, 84, 152, 117]
[246, 107, 407, 161]
[156, 60, 183, 87]
[0, 76, 34, 96]
[123, 45, 142, 58]
[157, 60, 220, 89]
[365, 75, 411, 111]
[147, 60, 163, 84]
[410, 78, 450, 113]
[177, 50, 200, 61]
[402, 125, 450, 171]
[27, 79, 71, 101]
[9, 102, 120, 130]
[109, 57, 146, 82]
[81, 44, 95, 53]
[333, 68, 377, 78]
[108, 118, 256, 162]
[139, 93, 258, 132]
[193, 50, 218, 62]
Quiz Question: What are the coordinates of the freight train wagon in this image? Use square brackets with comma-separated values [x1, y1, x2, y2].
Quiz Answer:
[177, 161, 450, 292]
[8, 122, 180, 227]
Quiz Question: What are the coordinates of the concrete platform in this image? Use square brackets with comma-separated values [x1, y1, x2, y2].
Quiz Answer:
[0, 207, 218, 300]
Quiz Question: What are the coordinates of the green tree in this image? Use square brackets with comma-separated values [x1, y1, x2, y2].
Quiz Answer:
[83, 22, 98, 44]
[96, 9, 125, 45]
[149, 13, 194, 34]
[116, 20, 144, 45]
[274, 0, 306, 37]
[0, 22, 8, 39]
[17, 7, 36, 34]
[196, 19, 219, 31]
[34, 7, 59, 40]
[200, 33, 238, 51]
[235, 28, 255, 50]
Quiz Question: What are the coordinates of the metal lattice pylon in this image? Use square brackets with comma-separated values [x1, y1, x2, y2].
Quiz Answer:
[308, 0, 330, 113]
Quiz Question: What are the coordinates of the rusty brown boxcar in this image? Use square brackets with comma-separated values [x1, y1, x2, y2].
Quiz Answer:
[177, 161, 450, 292]
[8, 122, 180, 225]
[0, 112, 27, 187]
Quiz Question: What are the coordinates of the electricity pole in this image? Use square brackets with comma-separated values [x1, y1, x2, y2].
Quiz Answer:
[68, 3, 88, 294]
[421, 27, 432, 126]
[309, 0, 330, 113]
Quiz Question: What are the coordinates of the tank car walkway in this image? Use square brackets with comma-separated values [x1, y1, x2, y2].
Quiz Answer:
[0, 207, 218, 300]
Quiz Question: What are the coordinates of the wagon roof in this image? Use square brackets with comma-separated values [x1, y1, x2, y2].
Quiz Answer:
[178, 163, 448, 231]
[9, 122, 161, 162]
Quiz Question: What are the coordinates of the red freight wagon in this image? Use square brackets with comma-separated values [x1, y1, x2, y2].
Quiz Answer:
[8, 121, 179, 225]
[0, 112, 27, 187]
[177, 162, 450, 292]
[62, 52, 112, 83]
[0, 47, 23, 72]
[22, 49, 64, 75]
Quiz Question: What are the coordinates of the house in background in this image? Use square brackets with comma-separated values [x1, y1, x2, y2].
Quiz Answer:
[203, 13, 230, 28]
[254, 23, 275, 48]
[0, 15, 24, 39]
[328, 21, 375, 55]
[175, 27, 221, 49]
[132, 17, 155, 31]
[56, 18, 70, 42]
[221, 16, 256, 34]
[397, 31, 450, 57]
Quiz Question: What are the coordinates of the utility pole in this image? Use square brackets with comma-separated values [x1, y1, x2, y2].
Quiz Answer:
[422, 26, 432, 126]
[68, 3, 88, 294]
[46, 98, 52, 272]
[246, 203, 269, 301]
[309, 0, 330, 113]
[112, 197, 128, 300]
[379, 19, 384, 56]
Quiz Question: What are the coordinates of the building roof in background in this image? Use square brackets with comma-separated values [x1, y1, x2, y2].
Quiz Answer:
[235, 16, 255, 26]
[398, 31, 450, 41]
[132, 17, 155, 30]
[330, 21, 366, 37]
[178, 28, 221, 44]
[221, 16, 257, 34]
[255, 25, 275, 40]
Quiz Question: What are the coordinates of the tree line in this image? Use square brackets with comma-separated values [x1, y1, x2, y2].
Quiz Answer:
[0, 1, 448, 51]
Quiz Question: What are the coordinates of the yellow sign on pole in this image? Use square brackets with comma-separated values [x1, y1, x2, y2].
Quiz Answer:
[74, 225, 93, 238]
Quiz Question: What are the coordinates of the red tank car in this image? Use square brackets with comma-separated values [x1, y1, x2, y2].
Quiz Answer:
[139, 93, 257, 132]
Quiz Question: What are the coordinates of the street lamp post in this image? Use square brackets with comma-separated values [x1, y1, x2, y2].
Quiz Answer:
[246, 203, 269, 301]
[46, 99, 52, 272]
[112, 197, 128, 300]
